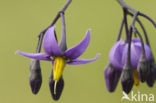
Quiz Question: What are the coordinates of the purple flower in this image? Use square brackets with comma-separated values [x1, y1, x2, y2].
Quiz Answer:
[109, 38, 151, 70]
[16, 26, 99, 82]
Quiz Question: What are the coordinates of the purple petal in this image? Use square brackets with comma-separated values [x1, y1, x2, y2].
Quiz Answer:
[109, 40, 125, 70]
[132, 38, 141, 43]
[16, 51, 52, 61]
[134, 42, 151, 60]
[64, 30, 91, 59]
[66, 53, 99, 65]
[122, 43, 140, 69]
[43, 26, 62, 56]
[109, 38, 151, 70]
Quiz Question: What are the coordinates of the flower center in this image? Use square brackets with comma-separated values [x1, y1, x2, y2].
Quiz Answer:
[133, 69, 140, 88]
[53, 56, 66, 82]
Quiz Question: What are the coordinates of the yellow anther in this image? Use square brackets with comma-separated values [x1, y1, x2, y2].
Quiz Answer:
[53, 57, 66, 82]
[133, 69, 140, 88]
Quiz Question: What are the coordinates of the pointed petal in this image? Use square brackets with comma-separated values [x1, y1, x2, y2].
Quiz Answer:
[43, 26, 62, 56]
[66, 54, 99, 65]
[16, 51, 52, 61]
[64, 30, 91, 59]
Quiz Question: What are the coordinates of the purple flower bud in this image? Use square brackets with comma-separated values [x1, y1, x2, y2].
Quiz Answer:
[151, 61, 156, 80]
[104, 62, 121, 92]
[29, 59, 42, 94]
[153, 63, 156, 80]
[137, 54, 150, 82]
[121, 64, 134, 94]
[49, 70, 64, 101]
[146, 59, 155, 87]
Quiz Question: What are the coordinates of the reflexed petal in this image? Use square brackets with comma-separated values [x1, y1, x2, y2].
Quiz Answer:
[64, 30, 91, 59]
[109, 40, 125, 70]
[16, 51, 52, 61]
[66, 53, 99, 65]
[43, 26, 62, 56]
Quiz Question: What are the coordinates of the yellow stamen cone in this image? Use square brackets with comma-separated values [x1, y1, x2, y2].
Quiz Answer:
[133, 69, 140, 88]
[53, 57, 66, 82]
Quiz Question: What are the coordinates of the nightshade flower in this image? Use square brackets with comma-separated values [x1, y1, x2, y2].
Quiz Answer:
[104, 0, 156, 95]
[105, 38, 152, 94]
[109, 38, 151, 70]
[16, 26, 99, 100]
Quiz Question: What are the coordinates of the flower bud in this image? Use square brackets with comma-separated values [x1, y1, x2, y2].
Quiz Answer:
[104, 62, 121, 92]
[121, 64, 134, 94]
[151, 62, 156, 80]
[29, 59, 42, 94]
[137, 54, 150, 82]
[146, 59, 155, 87]
[49, 70, 64, 101]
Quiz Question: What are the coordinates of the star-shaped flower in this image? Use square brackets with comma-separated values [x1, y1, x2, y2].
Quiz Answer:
[16, 26, 99, 100]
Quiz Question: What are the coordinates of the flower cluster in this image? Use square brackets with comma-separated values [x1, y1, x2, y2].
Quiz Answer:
[16, 0, 99, 101]
[104, 0, 156, 94]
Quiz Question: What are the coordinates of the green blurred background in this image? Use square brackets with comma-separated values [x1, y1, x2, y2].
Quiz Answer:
[0, 0, 156, 103]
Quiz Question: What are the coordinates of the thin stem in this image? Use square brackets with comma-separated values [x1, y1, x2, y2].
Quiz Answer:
[61, 0, 72, 12]
[59, 12, 67, 52]
[117, 18, 124, 41]
[131, 12, 139, 28]
[126, 27, 132, 66]
[134, 28, 146, 56]
[138, 12, 156, 28]
[123, 9, 129, 42]
[127, 12, 150, 46]
[125, 12, 138, 66]
[134, 32, 137, 37]
[117, 0, 156, 29]
[36, 0, 72, 53]
[117, 0, 137, 13]
[130, 11, 147, 56]
[36, 33, 44, 53]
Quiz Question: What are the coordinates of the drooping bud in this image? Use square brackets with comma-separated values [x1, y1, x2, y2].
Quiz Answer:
[29, 59, 42, 94]
[104, 62, 121, 92]
[151, 61, 156, 80]
[146, 58, 155, 87]
[49, 70, 64, 101]
[121, 64, 134, 94]
[153, 63, 156, 80]
[137, 53, 150, 82]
